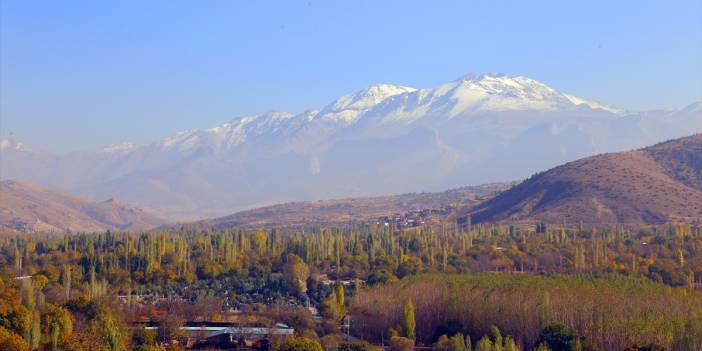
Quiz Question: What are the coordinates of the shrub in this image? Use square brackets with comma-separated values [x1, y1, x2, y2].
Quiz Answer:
[0, 326, 28, 351]
[389, 336, 414, 351]
[338, 341, 375, 351]
[278, 337, 324, 351]
[537, 323, 579, 351]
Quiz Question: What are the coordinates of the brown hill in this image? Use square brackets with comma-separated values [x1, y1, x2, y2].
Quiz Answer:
[188, 182, 513, 229]
[0, 180, 165, 232]
[469, 134, 702, 226]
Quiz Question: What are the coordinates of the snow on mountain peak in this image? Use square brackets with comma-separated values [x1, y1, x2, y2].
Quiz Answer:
[317, 83, 417, 123]
[438, 73, 624, 116]
[563, 94, 625, 115]
[345, 84, 417, 109]
[154, 73, 628, 152]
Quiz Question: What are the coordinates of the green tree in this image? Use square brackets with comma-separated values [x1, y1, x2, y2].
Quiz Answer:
[29, 310, 40, 350]
[61, 265, 71, 302]
[451, 333, 468, 351]
[278, 337, 324, 351]
[489, 325, 503, 351]
[402, 298, 416, 342]
[538, 324, 580, 351]
[91, 309, 127, 351]
[335, 283, 346, 316]
[132, 326, 157, 351]
[503, 336, 518, 351]
[475, 336, 493, 351]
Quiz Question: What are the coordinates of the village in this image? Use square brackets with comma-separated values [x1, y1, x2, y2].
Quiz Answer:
[116, 277, 360, 350]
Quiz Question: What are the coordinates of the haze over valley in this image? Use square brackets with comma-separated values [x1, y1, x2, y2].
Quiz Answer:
[2, 74, 699, 220]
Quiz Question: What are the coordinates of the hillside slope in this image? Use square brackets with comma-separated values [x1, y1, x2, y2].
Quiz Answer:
[469, 134, 702, 225]
[187, 182, 513, 229]
[2, 74, 699, 219]
[0, 180, 165, 232]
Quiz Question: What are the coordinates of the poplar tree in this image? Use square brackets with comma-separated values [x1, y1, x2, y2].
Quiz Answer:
[402, 298, 415, 342]
[335, 283, 345, 316]
[475, 337, 492, 351]
[451, 333, 467, 351]
[61, 265, 71, 301]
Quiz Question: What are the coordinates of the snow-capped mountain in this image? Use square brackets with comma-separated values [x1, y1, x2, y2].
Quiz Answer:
[2, 73, 700, 219]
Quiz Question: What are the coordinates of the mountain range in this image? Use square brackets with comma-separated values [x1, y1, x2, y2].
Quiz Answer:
[0, 180, 164, 233]
[1, 73, 700, 219]
[2, 134, 701, 232]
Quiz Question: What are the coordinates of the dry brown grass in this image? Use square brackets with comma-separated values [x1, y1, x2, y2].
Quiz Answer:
[470, 134, 702, 226]
[0, 179, 164, 232]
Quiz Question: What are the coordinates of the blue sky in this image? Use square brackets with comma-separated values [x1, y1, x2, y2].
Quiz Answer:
[1, 0, 700, 152]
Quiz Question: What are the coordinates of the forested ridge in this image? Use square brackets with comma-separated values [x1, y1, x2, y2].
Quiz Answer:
[0, 221, 700, 350]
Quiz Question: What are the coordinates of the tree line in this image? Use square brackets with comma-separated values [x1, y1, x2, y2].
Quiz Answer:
[0, 222, 699, 350]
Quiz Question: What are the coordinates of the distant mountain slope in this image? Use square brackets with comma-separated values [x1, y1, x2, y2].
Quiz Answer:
[187, 182, 513, 229]
[2, 74, 700, 219]
[469, 134, 702, 225]
[0, 180, 165, 232]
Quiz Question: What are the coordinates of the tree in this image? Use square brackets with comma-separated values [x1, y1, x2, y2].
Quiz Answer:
[43, 304, 73, 350]
[402, 298, 416, 342]
[434, 335, 452, 351]
[321, 285, 346, 321]
[537, 324, 580, 351]
[451, 333, 468, 351]
[366, 269, 398, 286]
[278, 337, 324, 351]
[156, 313, 184, 345]
[132, 326, 157, 351]
[284, 254, 310, 295]
[338, 342, 375, 351]
[504, 336, 518, 351]
[61, 329, 110, 351]
[335, 283, 346, 316]
[90, 309, 128, 351]
[475, 336, 492, 351]
[389, 336, 414, 351]
[61, 266, 71, 302]
[29, 310, 40, 350]
[0, 326, 29, 351]
[489, 325, 503, 351]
